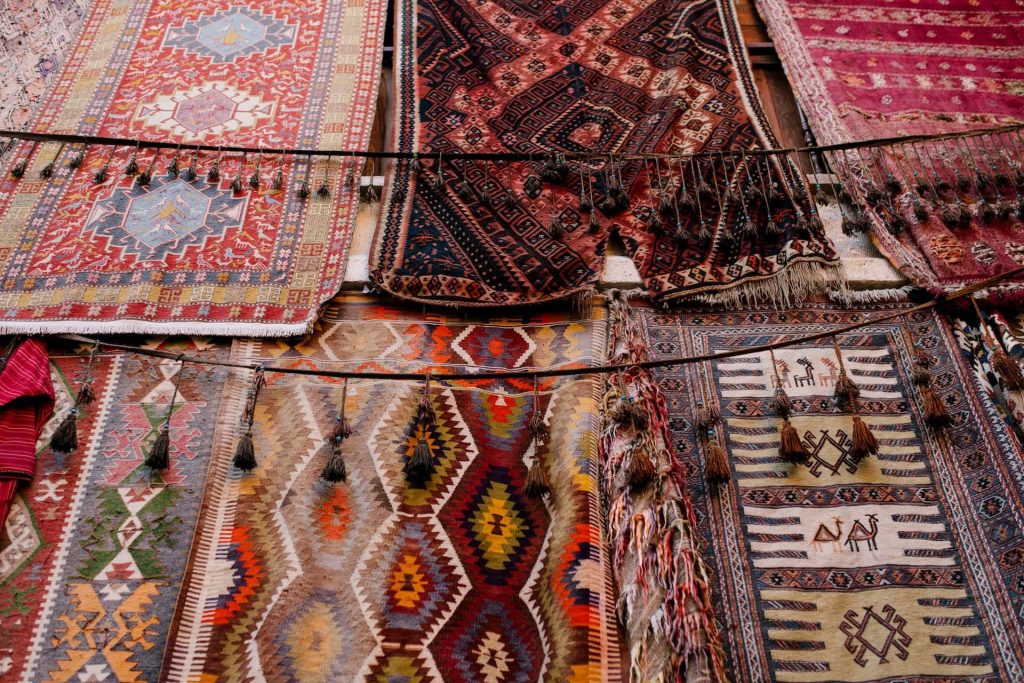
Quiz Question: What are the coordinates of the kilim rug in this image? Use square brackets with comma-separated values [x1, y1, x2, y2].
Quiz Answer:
[0, 0, 386, 336]
[1, 338, 229, 681]
[637, 302, 1024, 681]
[164, 296, 623, 681]
[371, 0, 840, 308]
[756, 0, 1024, 300]
[0, 0, 88, 132]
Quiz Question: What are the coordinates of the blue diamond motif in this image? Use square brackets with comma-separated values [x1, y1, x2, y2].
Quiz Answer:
[124, 181, 211, 248]
[163, 7, 295, 64]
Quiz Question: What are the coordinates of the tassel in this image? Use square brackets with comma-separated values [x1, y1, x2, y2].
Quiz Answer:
[588, 212, 600, 232]
[549, 214, 565, 240]
[832, 338, 860, 404]
[68, 148, 85, 169]
[454, 181, 472, 200]
[524, 457, 551, 498]
[167, 153, 179, 177]
[248, 167, 260, 190]
[232, 365, 266, 471]
[230, 171, 243, 193]
[694, 401, 720, 430]
[320, 380, 352, 483]
[912, 201, 929, 222]
[850, 415, 879, 461]
[921, 386, 951, 427]
[956, 173, 971, 193]
[232, 430, 256, 471]
[626, 444, 657, 491]
[884, 174, 903, 196]
[182, 154, 197, 181]
[771, 385, 791, 418]
[76, 382, 95, 406]
[957, 204, 972, 228]
[779, 419, 808, 465]
[939, 206, 959, 229]
[39, 161, 55, 179]
[911, 363, 931, 386]
[93, 163, 109, 184]
[704, 436, 730, 485]
[271, 167, 283, 191]
[49, 410, 79, 453]
[124, 151, 138, 175]
[145, 425, 170, 470]
[992, 349, 1024, 390]
[981, 203, 996, 224]
[297, 179, 311, 199]
[404, 376, 437, 486]
[865, 184, 884, 206]
[136, 162, 152, 187]
[524, 174, 542, 199]
[206, 157, 221, 182]
[316, 176, 331, 198]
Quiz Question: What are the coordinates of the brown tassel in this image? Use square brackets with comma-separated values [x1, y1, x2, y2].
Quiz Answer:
[524, 457, 551, 499]
[232, 365, 266, 471]
[232, 430, 256, 471]
[321, 381, 352, 483]
[778, 419, 809, 465]
[405, 376, 437, 486]
[850, 415, 879, 461]
[992, 349, 1024, 391]
[911, 363, 931, 387]
[694, 402, 721, 430]
[76, 382, 95, 406]
[145, 425, 170, 470]
[832, 338, 860, 404]
[921, 386, 951, 428]
[771, 386, 791, 418]
[626, 445, 658, 491]
[704, 438, 731, 485]
[49, 410, 79, 453]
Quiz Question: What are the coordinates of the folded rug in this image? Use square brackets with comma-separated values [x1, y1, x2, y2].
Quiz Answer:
[640, 301, 1024, 680]
[0, 0, 387, 335]
[164, 296, 623, 680]
[372, 0, 840, 307]
[757, 0, 1024, 302]
[0, 337, 54, 530]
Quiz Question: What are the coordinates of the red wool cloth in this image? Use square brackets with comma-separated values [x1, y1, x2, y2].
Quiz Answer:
[757, 0, 1024, 303]
[0, 338, 54, 529]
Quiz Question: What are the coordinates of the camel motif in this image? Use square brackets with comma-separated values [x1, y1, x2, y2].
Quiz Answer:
[845, 514, 879, 552]
[818, 356, 839, 387]
[811, 517, 844, 553]
[794, 357, 815, 387]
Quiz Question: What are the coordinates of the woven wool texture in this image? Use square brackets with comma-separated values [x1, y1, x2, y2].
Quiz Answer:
[1, 340, 228, 681]
[757, 0, 1024, 300]
[372, 0, 839, 308]
[0, 0, 386, 336]
[640, 303, 1024, 681]
[164, 296, 623, 681]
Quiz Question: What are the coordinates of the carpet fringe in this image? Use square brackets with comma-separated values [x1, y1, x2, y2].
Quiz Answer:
[674, 259, 848, 309]
[602, 292, 728, 682]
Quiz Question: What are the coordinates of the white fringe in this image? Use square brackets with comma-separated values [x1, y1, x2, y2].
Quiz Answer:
[830, 285, 914, 304]
[674, 259, 849, 309]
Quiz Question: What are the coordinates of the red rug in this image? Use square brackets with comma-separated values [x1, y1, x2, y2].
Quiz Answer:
[0, 0, 386, 336]
[758, 0, 1024, 301]
[372, 0, 840, 307]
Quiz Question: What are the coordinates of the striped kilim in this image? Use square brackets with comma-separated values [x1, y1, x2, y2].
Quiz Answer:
[0, 0, 386, 336]
[1, 338, 229, 681]
[164, 296, 623, 681]
[640, 303, 1024, 681]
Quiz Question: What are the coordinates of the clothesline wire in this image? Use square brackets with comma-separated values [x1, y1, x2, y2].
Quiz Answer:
[3, 122, 1021, 164]
[54, 266, 1024, 382]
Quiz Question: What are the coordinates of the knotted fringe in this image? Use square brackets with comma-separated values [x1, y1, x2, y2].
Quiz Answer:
[524, 377, 552, 499]
[602, 291, 727, 683]
[320, 379, 352, 483]
[148, 357, 186, 470]
[404, 375, 437, 487]
[51, 342, 100, 455]
[233, 366, 266, 471]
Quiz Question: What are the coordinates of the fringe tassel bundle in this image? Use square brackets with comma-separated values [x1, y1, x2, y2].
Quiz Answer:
[232, 365, 266, 471]
[524, 376, 552, 499]
[770, 349, 808, 465]
[404, 375, 437, 487]
[972, 298, 1024, 391]
[909, 345, 951, 428]
[831, 338, 880, 464]
[145, 357, 186, 470]
[602, 291, 727, 683]
[320, 379, 352, 483]
[50, 342, 100, 454]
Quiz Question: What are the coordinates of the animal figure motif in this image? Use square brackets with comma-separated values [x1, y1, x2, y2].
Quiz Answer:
[811, 517, 844, 553]
[794, 357, 815, 387]
[845, 513, 879, 552]
[818, 356, 839, 387]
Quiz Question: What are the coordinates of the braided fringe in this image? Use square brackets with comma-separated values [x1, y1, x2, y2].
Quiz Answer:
[603, 291, 728, 683]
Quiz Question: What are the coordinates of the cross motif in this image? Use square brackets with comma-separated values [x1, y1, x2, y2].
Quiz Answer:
[840, 604, 912, 666]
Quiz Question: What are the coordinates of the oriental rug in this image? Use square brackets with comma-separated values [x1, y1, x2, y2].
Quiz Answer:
[639, 302, 1024, 681]
[372, 0, 840, 308]
[0, 0, 386, 336]
[1, 339, 229, 682]
[164, 296, 623, 681]
[757, 0, 1024, 301]
[0, 0, 88, 133]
